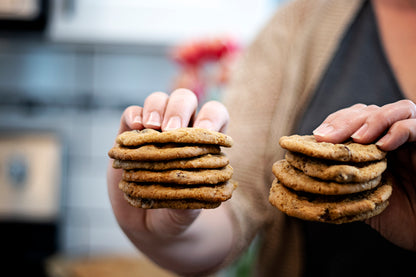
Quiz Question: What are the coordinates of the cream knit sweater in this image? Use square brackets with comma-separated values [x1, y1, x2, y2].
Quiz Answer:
[220, 0, 365, 276]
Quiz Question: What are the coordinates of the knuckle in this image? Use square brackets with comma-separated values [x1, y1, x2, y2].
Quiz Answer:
[325, 107, 360, 125]
[399, 99, 415, 106]
[324, 108, 349, 121]
[367, 110, 389, 126]
[366, 104, 380, 111]
[203, 100, 226, 111]
[125, 104, 139, 111]
[170, 89, 198, 107]
[124, 105, 142, 116]
[200, 101, 229, 119]
[400, 99, 416, 118]
[351, 103, 367, 109]
[171, 88, 197, 99]
[148, 91, 169, 99]
[144, 92, 169, 106]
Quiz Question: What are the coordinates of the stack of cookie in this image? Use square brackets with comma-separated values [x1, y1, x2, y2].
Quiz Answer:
[108, 127, 237, 209]
[269, 135, 392, 224]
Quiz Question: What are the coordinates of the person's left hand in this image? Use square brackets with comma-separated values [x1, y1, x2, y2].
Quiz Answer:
[313, 99, 416, 251]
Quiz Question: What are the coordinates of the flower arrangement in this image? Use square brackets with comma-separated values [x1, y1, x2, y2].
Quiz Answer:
[170, 36, 240, 102]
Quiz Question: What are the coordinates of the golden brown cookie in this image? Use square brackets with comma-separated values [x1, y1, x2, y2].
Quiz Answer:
[116, 128, 233, 147]
[268, 178, 392, 224]
[123, 194, 222, 209]
[285, 151, 387, 183]
[108, 143, 221, 161]
[279, 135, 386, 162]
[112, 153, 229, 170]
[272, 160, 382, 195]
[119, 180, 237, 202]
[122, 165, 233, 185]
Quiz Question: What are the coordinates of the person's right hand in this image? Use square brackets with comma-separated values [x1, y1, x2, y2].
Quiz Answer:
[107, 88, 233, 275]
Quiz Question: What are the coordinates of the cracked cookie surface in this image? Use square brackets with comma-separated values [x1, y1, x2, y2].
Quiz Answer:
[279, 135, 386, 162]
[116, 127, 233, 147]
[285, 151, 387, 183]
[272, 160, 382, 195]
[269, 178, 392, 224]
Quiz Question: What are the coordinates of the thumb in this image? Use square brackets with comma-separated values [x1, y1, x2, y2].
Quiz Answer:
[145, 209, 201, 237]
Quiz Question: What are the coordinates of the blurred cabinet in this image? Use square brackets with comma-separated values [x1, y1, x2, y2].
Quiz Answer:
[0, 41, 176, 108]
[0, 131, 62, 220]
[0, 131, 62, 277]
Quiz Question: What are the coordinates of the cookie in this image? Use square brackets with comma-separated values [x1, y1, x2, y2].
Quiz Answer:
[279, 135, 386, 162]
[108, 143, 221, 161]
[122, 164, 233, 185]
[118, 180, 237, 202]
[112, 153, 229, 170]
[272, 160, 382, 195]
[116, 128, 233, 147]
[123, 194, 221, 209]
[285, 151, 387, 183]
[268, 178, 392, 224]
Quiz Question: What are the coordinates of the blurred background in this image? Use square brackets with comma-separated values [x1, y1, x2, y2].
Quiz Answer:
[0, 0, 285, 276]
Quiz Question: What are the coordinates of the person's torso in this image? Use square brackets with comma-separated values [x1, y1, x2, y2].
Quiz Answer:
[295, 1, 416, 276]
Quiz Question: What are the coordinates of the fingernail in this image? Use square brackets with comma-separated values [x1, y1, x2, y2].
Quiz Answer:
[376, 133, 390, 147]
[313, 123, 334, 137]
[197, 120, 215, 130]
[165, 116, 182, 131]
[133, 115, 142, 124]
[351, 123, 368, 140]
[146, 111, 161, 127]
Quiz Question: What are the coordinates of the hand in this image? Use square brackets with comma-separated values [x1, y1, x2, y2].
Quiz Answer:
[107, 88, 233, 274]
[313, 100, 416, 251]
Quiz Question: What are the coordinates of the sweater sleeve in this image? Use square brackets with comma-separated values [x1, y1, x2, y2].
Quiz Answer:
[215, 0, 364, 274]
[217, 0, 316, 270]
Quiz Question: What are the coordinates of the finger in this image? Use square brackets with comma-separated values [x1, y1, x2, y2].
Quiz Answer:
[145, 209, 201, 237]
[142, 92, 170, 130]
[193, 101, 230, 132]
[162, 88, 198, 131]
[119, 105, 144, 134]
[313, 104, 376, 142]
[351, 100, 416, 144]
[376, 119, 416, 151]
